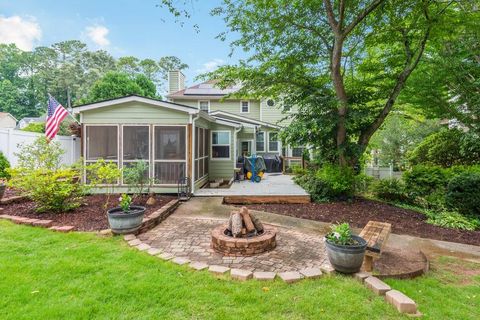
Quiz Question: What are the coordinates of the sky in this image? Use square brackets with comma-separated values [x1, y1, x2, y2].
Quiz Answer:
[0, 0, 246, 85]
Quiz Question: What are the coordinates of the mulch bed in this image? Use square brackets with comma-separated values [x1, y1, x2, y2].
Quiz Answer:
[1, 192, 176, 231]
[244, 198, 480, 246]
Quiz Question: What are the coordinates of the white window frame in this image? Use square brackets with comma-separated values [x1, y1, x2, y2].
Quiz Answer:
[195, 126, 209, 181]
[83, 124, 120, 186]
[240, 100, 250, 113]
[211, 130, 231, 160]
[255, 131, 266, 152]
[121, 124, 151, 186]
[198, 100, 210, 113]
[152, 125, 188, 186]
[268, 131, 279, 153]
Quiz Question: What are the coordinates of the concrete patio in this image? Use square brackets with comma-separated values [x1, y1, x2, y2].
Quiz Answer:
[194, 173, 310, 200]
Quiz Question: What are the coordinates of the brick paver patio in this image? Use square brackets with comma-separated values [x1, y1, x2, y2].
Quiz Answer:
[137, 215, 328, 273]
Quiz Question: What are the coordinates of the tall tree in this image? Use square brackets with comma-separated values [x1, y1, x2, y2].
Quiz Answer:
[209, 0, 460, 168]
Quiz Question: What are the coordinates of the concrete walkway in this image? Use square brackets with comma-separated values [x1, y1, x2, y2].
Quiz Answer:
[176, 197, 480, 263]
[194, 173, 309, 196]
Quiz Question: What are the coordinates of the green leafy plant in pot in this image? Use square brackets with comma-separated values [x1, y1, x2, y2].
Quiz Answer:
[325, 223, 367, 273]
[107, 194, 146, 234]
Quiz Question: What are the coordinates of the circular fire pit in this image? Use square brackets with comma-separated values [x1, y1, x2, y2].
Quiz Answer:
[211, 224, 277, 256]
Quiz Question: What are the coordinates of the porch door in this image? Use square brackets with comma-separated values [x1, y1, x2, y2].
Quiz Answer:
[240, 140, 252, 157]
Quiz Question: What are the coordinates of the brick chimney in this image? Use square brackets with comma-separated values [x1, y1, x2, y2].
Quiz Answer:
[168, 70, 186, 94]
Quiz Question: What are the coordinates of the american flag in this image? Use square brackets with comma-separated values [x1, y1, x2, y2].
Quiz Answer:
[46, 94, 69, 140]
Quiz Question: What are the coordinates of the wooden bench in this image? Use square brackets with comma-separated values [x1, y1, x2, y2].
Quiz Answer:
[359, 221, 392, 272]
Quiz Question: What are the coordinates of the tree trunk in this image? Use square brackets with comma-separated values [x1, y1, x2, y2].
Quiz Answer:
[331, 36, 349, 167]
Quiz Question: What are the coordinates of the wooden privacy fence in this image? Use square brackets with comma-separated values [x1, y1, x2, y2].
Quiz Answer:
[0, 128, 81, 167]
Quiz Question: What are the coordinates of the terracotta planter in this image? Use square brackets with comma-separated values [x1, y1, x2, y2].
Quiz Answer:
[107, 205, 146, 234]
[325, 235, 367, 274]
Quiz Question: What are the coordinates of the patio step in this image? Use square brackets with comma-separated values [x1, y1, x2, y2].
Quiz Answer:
[223, 195, 311, 204]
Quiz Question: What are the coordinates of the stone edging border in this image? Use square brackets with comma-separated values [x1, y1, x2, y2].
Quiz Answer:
[0, 199, 180, 235]
[124, 234, 421, 316]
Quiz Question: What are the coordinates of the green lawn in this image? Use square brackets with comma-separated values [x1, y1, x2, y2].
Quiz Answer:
[0, 220, 479, 320]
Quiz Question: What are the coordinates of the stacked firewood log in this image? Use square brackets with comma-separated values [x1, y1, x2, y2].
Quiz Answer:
[226, 206, 264, 238]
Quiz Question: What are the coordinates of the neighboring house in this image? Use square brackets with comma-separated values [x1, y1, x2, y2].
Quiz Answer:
[72, 70, 304, 193]
[0, 112, 17, 129]
[16, 116, 46, 129]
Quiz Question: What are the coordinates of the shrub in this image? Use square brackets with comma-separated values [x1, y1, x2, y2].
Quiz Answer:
[445, 172, 480, 217]
[123, 160, 150, 197]
[371, 178, 407, 202]
[426, 210, 480, 231]
[86, 159, 122, 209]
[294, 164, 361, 202]
[15, 137, 64, 171]
[8, 167, 85, 212]
[408, 129, 480, 167]
[403, 165, 447, 200]
[0, 151, 10, 179]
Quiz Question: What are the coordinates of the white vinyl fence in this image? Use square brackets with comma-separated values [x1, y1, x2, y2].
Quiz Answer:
[365, 166, 403, 180]
[0, 128, 81, 167]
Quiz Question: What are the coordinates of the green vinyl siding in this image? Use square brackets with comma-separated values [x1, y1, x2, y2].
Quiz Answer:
[172, 99, 261, 120]
[81, 102, 190, 124]
[209, 123, 235, 180]
[260, 100, 296, 126]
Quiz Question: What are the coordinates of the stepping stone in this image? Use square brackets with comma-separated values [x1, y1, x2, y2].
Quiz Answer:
[128, 239, 142, 246]
[158, 253, 174, 260]
[253, 272, 276, 281]
[354, 272, 371, 283]
[11, 216, 29, 224]
[32, 219, 53, 227]
[299, 268, 322, 279]
[0, 214, 13, 219]
[23, 218, 39, 225]
[172, 257, 190, 265]
[124, 234, 136, 241]
[136, 243, 151, 251]
[208, 265, 230, 275]
[364, 276, 391, 296]
[320, 264, 335, 275]
[189, 262, 209, 271]
[230, 269, 253, 281]
[278, 271, 304, 283]
[49, 226, 75, 232]
[147, 248, 162, 256]
[385, 290, 417, 314]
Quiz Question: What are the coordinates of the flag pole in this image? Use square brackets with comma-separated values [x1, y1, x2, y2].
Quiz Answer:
[47, 93, 80, 124]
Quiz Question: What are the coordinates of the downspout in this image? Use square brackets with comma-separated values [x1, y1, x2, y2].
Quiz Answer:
[191, 113, 200, 194]
[233, 125, 242, 168]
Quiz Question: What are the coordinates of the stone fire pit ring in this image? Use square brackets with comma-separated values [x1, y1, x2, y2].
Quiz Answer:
[211, 224, 277, 256]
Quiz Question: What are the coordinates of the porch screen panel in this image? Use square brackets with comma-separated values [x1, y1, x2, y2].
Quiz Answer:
[85, 125, 118, 184]
[86, 126, 118, 160]
[122, 126, 150, 185]
[154, 126, 186, 184]
[194, 127, 209, 181]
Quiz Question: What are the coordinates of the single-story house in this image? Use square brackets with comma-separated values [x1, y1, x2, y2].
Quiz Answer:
[72, 71, 304, 193]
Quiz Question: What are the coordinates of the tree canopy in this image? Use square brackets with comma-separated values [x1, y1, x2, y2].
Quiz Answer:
[0, 41, 187, 119]
[207, 0, 475, 168]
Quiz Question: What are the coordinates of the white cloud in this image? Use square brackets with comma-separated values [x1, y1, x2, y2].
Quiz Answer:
[85, 24, 110, 47]
[196, 58, 225, 73]
[0, 15, 41, 51]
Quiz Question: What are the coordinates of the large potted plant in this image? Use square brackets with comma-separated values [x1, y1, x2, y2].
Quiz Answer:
[107, 194, 146, 234]
[325, 223, 367, 273]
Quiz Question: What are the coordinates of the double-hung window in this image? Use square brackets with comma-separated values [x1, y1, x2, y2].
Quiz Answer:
[85, 125, 119, 184]
[154, 126, 186, 184]
[268, 132, 279, 152]
[211, 131, 230, 159]
[255, 131, 265, 152]
[199, 100, 210, 112]
[195, 127, 209, 181]
[240, 101, 249, 113]
[292, 147, 305, 157]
